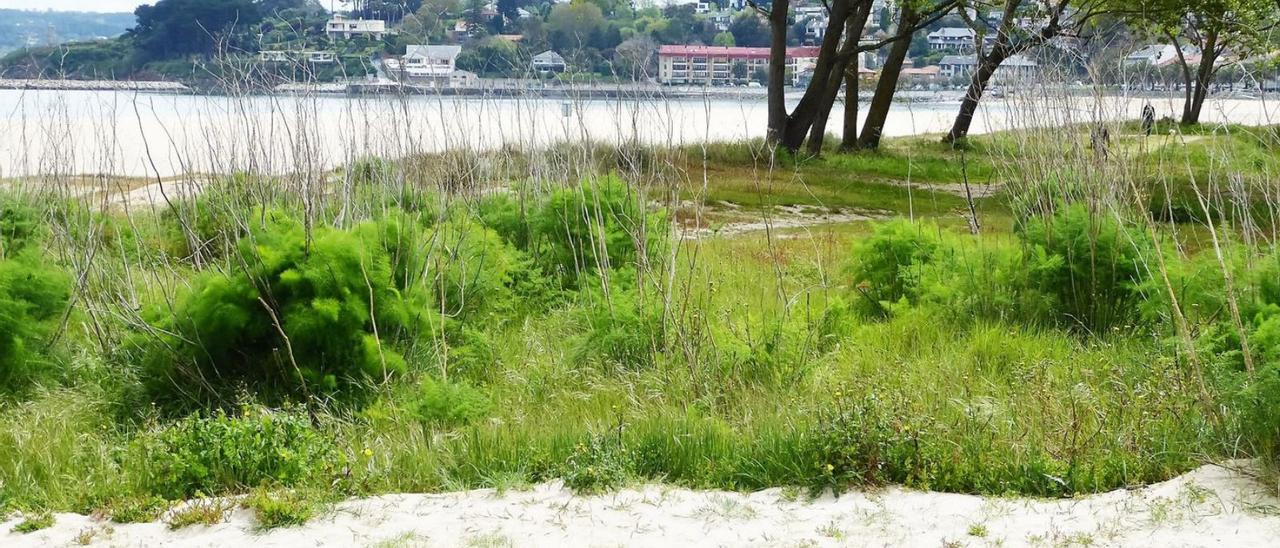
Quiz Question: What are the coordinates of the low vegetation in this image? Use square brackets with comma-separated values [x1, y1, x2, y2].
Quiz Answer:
[2, 119, 1280, 532]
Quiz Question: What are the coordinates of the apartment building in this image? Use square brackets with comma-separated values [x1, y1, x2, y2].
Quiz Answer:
[657, 45, 822, 85]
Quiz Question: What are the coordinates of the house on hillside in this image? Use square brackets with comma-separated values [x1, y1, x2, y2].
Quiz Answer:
[927, 27, 977, 51]
[939, 54, 1038, 82]
[387, 45, 466, 86]
[1124, 44, 1200, 67]
[326, 16, 387, 40]
[258, 50, 336, 64]
[531, 50, 567, 73]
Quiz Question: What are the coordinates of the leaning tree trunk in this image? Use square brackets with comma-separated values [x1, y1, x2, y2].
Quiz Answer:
[1181, 31, 1218, 125]
[807, 6, 870, 155]
[766, 0, 792, 144]
[780, 0, 854, 151]
[944, 48, 1008, 144]
[856, 9, 917, 150]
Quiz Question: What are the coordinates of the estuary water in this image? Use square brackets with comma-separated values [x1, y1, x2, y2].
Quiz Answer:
[0, 88, 1276, 177]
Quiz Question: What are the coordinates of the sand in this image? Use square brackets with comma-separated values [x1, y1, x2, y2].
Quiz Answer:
[4, 462, 1279, 547]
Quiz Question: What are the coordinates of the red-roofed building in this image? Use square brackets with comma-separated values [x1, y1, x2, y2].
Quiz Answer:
[658, 45, 822, 86]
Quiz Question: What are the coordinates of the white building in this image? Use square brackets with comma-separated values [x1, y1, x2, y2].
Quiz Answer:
[657, 45, 821, 86]
[399, 44, 462, 77]
[1124, 44, 1199, 67]
[927, 27, 980, 51]
[326, 16, 388, 40]
[531, 50, 567, 73]
[938, 54, 1038, 82]
[258, 50, 336, 64]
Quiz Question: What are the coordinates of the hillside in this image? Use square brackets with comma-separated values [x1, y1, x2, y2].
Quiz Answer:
[0, 9, 133, 55]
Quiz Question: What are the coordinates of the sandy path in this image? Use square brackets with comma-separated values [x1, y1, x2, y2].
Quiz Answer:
[4, 462, 1279, 547]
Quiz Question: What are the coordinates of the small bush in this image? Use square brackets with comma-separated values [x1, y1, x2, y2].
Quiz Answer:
[138, 211, 429, 404]
[132, 406, 340, 499]
[845, 220, 942, 315]
[105, 495, 169, 523]
[1018, 204, 1151, 332]
[164, 498, 234, 530]
[11, 511, 54, 533]
[804, 394, 920, 494]
[410, 377, 491, 427]
[243, 488, 321, 530]
[0, 251, 71, 389]
[426, 215, 525, 319]
[561, 434, 630, 494]
[575, 277, 665, 369]
[0, 197, 41, 256]
[530, 175, 666, 282]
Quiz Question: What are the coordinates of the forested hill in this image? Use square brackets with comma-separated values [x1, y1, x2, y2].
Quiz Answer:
[0, 9, 134, 55]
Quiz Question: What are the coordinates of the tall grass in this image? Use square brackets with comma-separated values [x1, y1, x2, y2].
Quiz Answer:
[1, 66, 1280, 516]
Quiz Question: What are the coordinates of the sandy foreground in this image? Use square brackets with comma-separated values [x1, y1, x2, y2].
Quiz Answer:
[4, 462, 1279, 547]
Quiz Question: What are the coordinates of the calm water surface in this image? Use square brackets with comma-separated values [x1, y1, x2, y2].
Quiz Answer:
[1, 88, 1276, 177]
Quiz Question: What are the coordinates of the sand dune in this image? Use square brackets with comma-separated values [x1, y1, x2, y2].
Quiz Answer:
[4, 462, 1279, 547]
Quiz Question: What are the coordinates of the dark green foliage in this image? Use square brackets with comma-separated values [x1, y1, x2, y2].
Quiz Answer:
[530, 175, 665, 283]
[139, 211, 428, 405]
[845, 220, 942, 315]
[0, 252, 71, 389]
[410, 377, 491, 427]
[1017, 204, 1151, 332]
[0, 198, 41, 256]
[805, 394, 919, 494]
[133, 407, 339, 499]
[131, 0, 263, 58]
[575, 275, 665, 369]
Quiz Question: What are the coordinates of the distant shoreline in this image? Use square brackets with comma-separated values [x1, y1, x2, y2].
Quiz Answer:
[0, 78, 1272, 105]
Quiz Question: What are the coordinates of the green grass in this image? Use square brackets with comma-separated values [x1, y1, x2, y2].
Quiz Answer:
[11, 511, 54, 533]
[0, 126, 1277, 520]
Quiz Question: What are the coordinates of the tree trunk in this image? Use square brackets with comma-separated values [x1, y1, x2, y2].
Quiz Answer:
[780, 0, 853, 151]
[807, 5, 870, 155]
[766, 0, 792, 144]
[1181, 31, 1218, 126]
[856, 9, 917, 150]
[944, 49, 1007, 144]
[840, 63, 860, 150]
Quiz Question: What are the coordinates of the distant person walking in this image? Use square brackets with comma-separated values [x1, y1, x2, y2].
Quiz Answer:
[1141, 103, 1156, 136]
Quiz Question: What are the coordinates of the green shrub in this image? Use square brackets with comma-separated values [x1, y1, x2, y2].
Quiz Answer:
[561, 433, 630, 493]
[1, 198, 41, 256]
[0, 251, 71, 388]
[575, 276, 664, 369]
[139, 211, 430, 404]
[105, 495, 170, 523]
[161, 178, 257, 262]
[426, 216, 524, 319]
[11, 511, 53, 533]
[1018, 204, 1151, 332]
[804, 394, 920, 494]
[475, 193, 532, 249]
[914, 237, 1055, 326]
[132, 406, 340, 499]
[845, 220, 943, 315]
[530, 175, 666, 282]
[243, 487, 321, 530]
[410, 377, 491, 427]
